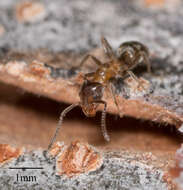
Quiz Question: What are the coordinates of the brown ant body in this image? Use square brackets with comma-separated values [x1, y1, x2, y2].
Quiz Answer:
[48, 37, 151, 150]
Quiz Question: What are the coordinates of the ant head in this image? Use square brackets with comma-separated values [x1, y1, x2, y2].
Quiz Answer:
[81, 103, 98, 117]
[79, 80, 104, 117]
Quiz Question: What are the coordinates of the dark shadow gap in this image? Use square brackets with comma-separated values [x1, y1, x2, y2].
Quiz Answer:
[0, 82, 182, 150]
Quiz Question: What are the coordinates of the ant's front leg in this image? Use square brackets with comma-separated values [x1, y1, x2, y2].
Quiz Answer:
[108, 82, 122, 117]
[93, 100, 110, 142]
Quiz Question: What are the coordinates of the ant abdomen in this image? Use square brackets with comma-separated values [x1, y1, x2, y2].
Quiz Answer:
[117, 41, 150, 71]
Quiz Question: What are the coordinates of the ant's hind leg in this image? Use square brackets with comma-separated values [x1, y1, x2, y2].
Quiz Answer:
[127, 70, 146, 90]
[79, 54, 103, 69]
[101, 36, 115, 59]
[47, 103, 79, 151]
[93, 100, 110, 142]
[127, 70, 139, 82]
[83, 72, 96, 80]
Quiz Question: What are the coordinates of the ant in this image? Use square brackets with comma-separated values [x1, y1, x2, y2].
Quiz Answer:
[48, 37, 151, 150]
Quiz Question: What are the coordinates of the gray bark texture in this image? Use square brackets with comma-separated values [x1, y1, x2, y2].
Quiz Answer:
[0, 0, 183, 189]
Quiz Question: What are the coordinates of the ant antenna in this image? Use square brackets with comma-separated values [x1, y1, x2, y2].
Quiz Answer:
[47, 103, 79, 150]
[101, 101, 110, 141]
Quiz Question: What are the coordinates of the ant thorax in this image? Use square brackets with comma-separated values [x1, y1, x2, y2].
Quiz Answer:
[79, 80, 104, 117]
[92, 62, 120, 84]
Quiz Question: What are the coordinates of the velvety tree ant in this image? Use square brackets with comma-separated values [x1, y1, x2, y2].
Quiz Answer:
[48, 37, 151, 150]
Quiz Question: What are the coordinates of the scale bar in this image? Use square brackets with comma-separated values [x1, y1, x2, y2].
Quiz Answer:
[9, 167, 43, 170]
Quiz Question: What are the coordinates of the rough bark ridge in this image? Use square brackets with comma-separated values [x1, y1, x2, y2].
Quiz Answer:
[0, 0, 183, 189]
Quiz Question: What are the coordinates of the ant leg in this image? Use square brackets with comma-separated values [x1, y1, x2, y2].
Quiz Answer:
[47, 103, 79, 151]
[108, 83, 122, 117]
[83, 72, 95, 80]
[93, 100, 110, 142]
[68, 55, 101, 86]
[127, 70, 146, 90]
[79, 54, 103, 69]
[127, 70, 139, 81]
[101, 36, 115, 59]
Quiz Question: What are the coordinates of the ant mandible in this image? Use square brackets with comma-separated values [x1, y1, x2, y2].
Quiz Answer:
[48, 37, 151, 150]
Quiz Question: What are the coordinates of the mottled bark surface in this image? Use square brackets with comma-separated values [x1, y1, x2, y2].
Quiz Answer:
[0, 0, 183, 189]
